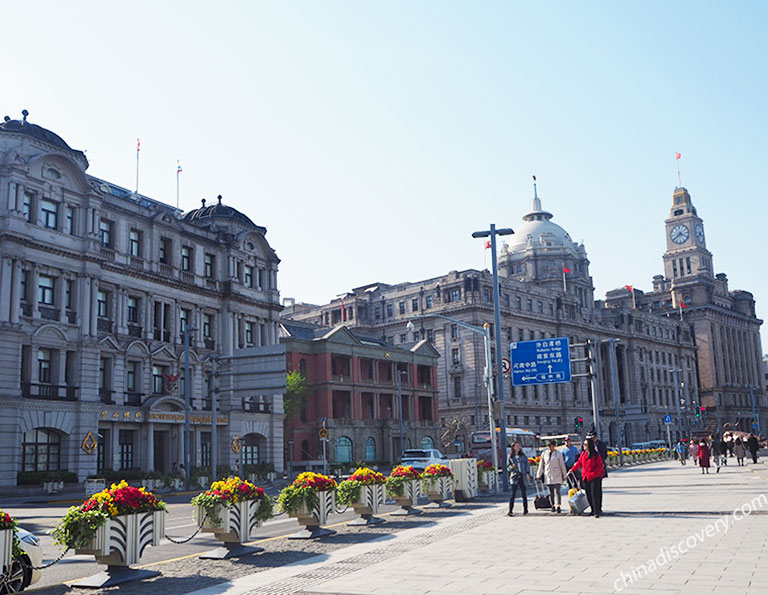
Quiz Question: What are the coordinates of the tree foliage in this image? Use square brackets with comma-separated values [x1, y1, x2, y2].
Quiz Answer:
[284, 370, 310, 422]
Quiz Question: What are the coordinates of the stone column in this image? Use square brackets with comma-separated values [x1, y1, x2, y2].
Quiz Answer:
[0, 257, 12, 322]
[56, 273, 68, 323]
[90, 280, 99, 337]
[79, 277, 90, 335]
[112, 426, 121, 471]
[115, 289, 125, 335]
[30, 265, 40, 318]
[145, 294, 154, 340]
[146, 422, 155, 472]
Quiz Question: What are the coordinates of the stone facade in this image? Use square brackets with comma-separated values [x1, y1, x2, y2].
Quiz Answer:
[284, 185, 763, 447]
[0, 113, 285, 487]
[280, 321, 441, 468]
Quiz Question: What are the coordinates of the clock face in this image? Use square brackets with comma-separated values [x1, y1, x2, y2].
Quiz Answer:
[695, 224, 705, 243]
[670, 224, 690, 244]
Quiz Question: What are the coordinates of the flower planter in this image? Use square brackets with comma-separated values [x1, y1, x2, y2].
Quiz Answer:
[195, 499, 266, 559]
[288, 490, 337, 539]
[478, 469, 497, 493]
[347, 484, 385, 526]
[197, 476, 210, 489]
[170, 478, 183, 491]
[423, 476, 453, 508]
[0, 528, 12, 571]
[390, 479, 422, 516]
[71, 511, 165, 588]
[449, 458, 477, 501]
[43, 480, 64, 494]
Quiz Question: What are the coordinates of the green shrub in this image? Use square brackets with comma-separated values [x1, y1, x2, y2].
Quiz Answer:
[17, 470, 78, 485]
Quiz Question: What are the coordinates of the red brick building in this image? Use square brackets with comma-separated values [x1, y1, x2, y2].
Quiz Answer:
[280, 321, 441, 468]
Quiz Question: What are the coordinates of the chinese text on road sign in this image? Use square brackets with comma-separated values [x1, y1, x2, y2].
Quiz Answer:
[509, 338, 571, 387]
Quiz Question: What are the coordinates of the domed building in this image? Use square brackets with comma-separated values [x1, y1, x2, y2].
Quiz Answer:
[0, 112, 286, 488]
[500, 192, 594, 310]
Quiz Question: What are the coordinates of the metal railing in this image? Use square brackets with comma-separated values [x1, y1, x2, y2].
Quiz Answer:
[22, 383, 78, 401]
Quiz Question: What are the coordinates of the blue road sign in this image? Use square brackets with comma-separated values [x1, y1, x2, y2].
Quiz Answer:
[509, 338, 571, 387]
[664, 414, 673, 424]
[753, 422, 759, 430]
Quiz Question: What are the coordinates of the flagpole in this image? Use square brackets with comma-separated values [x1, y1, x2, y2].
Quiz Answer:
[676, 152, 682, 188]
[176, 160, 180, 209]
[632, 290, 637, 310]
[562, 262, 566, 293]
[135, 138, 140, 194]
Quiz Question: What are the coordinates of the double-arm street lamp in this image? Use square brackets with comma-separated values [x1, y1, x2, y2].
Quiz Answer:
[408, 315, 499, 494]
[472, 224, 514, 490]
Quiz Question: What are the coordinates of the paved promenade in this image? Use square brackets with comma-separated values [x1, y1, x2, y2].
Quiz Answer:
[186, 459, 768, 595]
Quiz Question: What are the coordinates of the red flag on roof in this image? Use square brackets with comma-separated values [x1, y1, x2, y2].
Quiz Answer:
[675, 152, 681, 160]
[680, 301, 687, 309]
[563, 266, 571, 273]
[624, 285, 633, 291]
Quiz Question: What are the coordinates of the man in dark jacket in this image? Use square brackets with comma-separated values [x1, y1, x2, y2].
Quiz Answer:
[747, 434, 760, 464]
[586, 431, 608, 476]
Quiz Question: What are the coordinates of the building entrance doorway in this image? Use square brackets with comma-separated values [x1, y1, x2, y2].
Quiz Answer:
[154, 430, 170, 473]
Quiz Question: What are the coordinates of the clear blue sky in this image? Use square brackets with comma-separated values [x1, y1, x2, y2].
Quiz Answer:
[4, 1, 767, 348]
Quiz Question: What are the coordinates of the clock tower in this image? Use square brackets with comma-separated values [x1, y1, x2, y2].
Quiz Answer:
[662, 187, 714, 303]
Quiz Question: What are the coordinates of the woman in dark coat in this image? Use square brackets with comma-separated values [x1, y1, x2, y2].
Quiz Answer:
[697, 440, 711, 474]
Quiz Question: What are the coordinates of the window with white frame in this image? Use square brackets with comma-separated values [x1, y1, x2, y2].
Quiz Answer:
[41, 199, 58, 229]
[129, 229, 141, 257]
[38, 275, 55, 305]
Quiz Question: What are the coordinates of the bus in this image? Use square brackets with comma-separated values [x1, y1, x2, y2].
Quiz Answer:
[469, 428, 538, 464]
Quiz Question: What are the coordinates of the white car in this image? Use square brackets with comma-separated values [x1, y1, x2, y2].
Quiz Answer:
[0, 527, 42, 593]
[400, 449, 448, 471]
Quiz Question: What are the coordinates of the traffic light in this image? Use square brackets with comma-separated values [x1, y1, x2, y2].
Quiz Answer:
[697, 406, 705, 418]
[578, 417, 584, 428]
[574, 417, 580, 432]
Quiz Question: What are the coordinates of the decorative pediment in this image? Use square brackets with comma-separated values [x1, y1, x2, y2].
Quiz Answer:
[151, 345, 177, 361]
[33, 324, 68, 342]
[98, 335, 121, 351]
[321, 325, 361, 346]
[125, 340, 150, 357]
[410, 340, 441, 358]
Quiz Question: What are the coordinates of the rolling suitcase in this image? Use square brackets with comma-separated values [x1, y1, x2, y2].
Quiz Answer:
[567, 475, 588, 515]
[533, 480, 552, 510]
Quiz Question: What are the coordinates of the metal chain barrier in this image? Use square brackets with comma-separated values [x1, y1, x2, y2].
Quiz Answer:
[20, 545, 70, 571]
[164, 513, 207, 544]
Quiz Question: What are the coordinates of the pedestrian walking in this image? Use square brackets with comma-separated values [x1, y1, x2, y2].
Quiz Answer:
[586, 431, 609, 477]
[507, 441, 532, 516]
[568, 439, 606, 517]
[674, 440, 688, 465]
[734, 438, 747, 466]
[747, 434, 759, 464]
[725, 433, 735, 458]
[710, 436, 722, 473]
[697, 440, 711, 474]
[537, 440, 568, 513]
[689, 440, 698, 465]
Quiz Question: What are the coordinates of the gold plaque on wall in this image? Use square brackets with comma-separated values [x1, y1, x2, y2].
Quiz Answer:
[81, 432, 98, 454]
[231, 435, 242, 453]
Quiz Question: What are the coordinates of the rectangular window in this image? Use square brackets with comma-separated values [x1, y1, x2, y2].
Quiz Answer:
[38, 275, 55, 305]
[244, 266, 253, 287]
[425, 296, 433, 309]
[399, 302, 406, 315]
[454, 376, 462, 399]
[99, 357, 111, 390]
[411, 298, 418, 311]
[65, 279, 73, 310]
[686, 257, 691, 275]
[672, 261, 678, 277]
[22, 192, 33, 222]
[38, 349, 52, 383]
[41, 199, 58, 229]
[126, 361, 138, 392]
[515, 296, 522, 309]
[413, 332, 420, 342]
[99, 219, 112, 247]
[159, 238, 171, 264]
[127, 296, 138, 323]
[203, 313, 212, 337]
[245, 322, 254, 345]
[400, 333, 407, 343]
[20, 270, 27, 304]
[65, 206, 75, 235]
[537, 301, 543, 313]
[549, 303, 554, 315]
[527, 299, 533, 311]
[504, 294, 510, 307]
[386, 304, 393, 317]
[129, 229, 141, 257]
[204, 253, 215, 278]
[152, 366, 164, 394]
[181, 246, 192, 272]
[374, 306, 381, 320]
[451, 324, 459, 340]
[452, 348, 460, 365]
[427, 329, 434, 342]
[180, 308, 190, 332]
[97, 290, 109, 318]
[118, 430, 134, 469]
[483, 288, 491, 302]
[450, 288, 461, 302]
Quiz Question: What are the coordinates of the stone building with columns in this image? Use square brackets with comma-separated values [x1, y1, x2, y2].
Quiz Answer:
[283, 186, 762, 448]
[0, 112, 285, 487]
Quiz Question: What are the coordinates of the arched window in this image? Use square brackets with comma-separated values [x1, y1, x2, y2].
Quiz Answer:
[365, 437, 376, 462]
[23, 428, 61, 471]
[420, 436, 435, 450]
[298, 359, 307, 376]
[334, 436, 353, 463]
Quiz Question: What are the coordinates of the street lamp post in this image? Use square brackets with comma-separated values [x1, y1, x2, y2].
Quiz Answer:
[210, 355, 218, 484]
[672, 368, 684, 443]
[183, 325, 198, 491]
[472, 224, 514, 491]
[749, 386, 760, 434]
[397, 370, 407, 460]
[606, 338, 624, 467]
[408, 315, 500, 494]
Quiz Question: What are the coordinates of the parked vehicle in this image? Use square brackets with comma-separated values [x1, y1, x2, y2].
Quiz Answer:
[0, 527, 42, 593]
[400, 449, 448, 470]
[469, 428, 538, 464]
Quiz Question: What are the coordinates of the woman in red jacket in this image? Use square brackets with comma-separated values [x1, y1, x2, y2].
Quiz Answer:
[568, 439, 606, 517]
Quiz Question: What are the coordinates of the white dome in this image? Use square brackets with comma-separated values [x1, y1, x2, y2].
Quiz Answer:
[505, 195, 580, 256]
